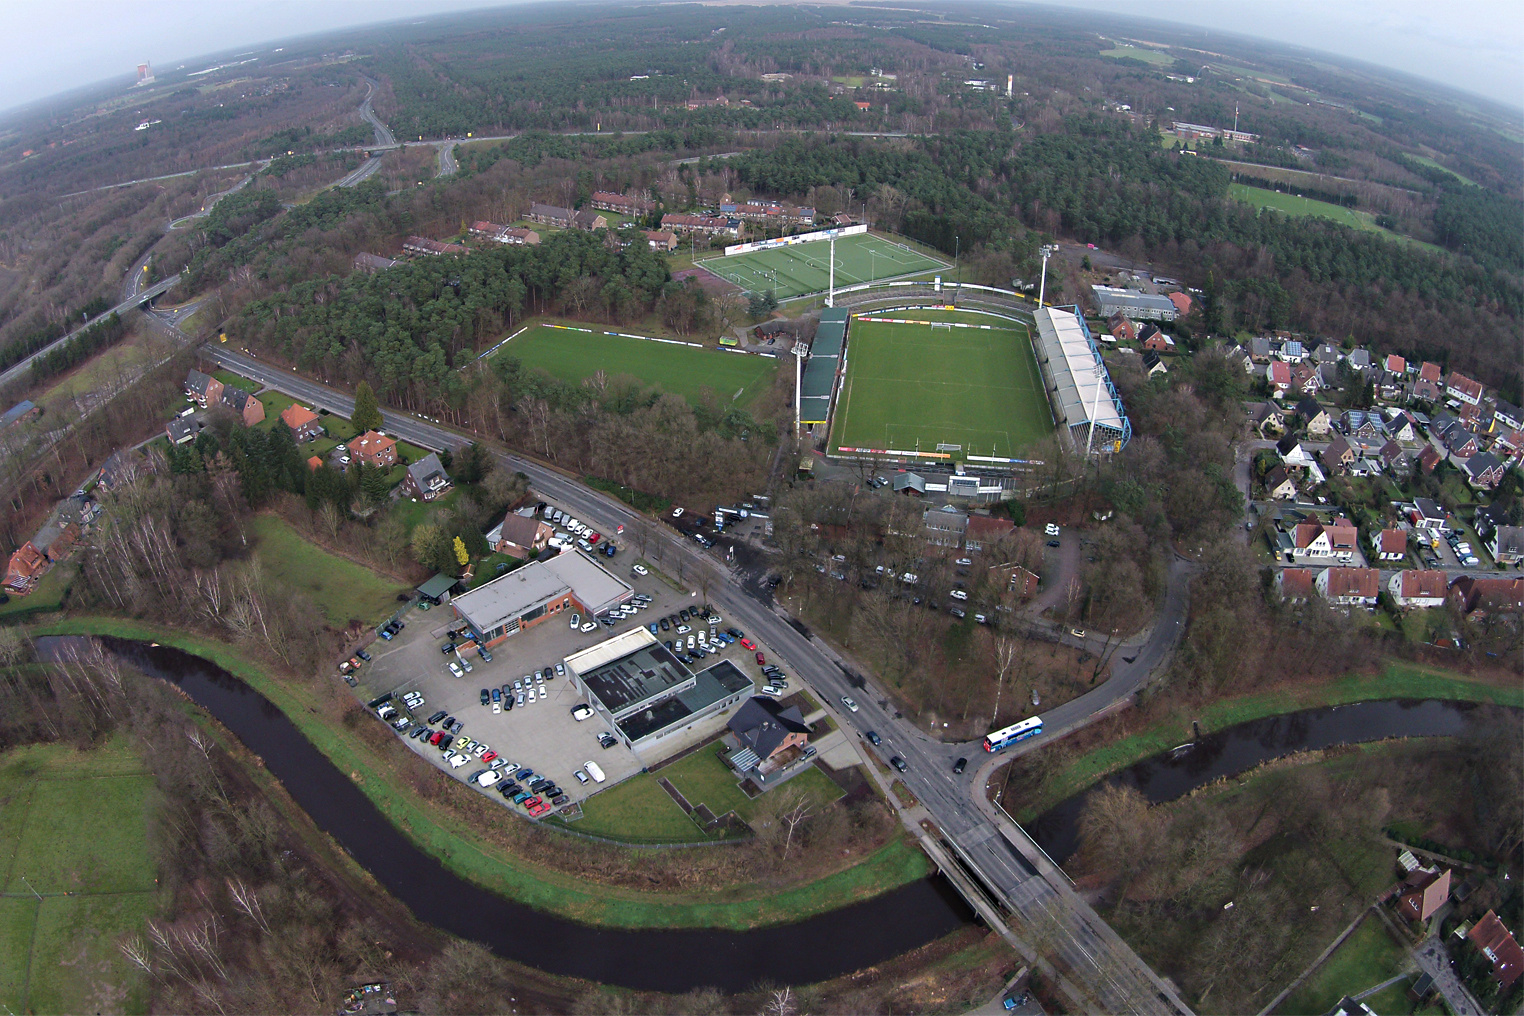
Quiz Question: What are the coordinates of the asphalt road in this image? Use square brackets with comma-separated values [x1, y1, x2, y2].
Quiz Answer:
[358, 76, 396, 147]
[203, 344, 1192, 1012]
[0, 275, 180, 390]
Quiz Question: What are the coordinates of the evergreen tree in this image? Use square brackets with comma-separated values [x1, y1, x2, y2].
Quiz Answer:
[352, 381, 383, 432]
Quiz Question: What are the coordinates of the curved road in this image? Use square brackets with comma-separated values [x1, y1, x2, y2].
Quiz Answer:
[202, 344, 1193, 1014]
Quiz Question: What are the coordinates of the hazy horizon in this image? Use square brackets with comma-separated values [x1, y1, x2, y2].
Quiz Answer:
[3, 0, 1520, 118]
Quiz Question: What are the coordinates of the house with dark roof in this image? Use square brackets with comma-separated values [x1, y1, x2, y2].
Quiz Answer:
[1264, 464, 1298, 500]
[572, 210, 608, 231]
[1313, 343, 1341, 365]
[96, 450, 139, 491]
[487, 514, 552, 559]
[892, 472, 926, 496]
[1460, 452, 1504, 489]
[1413, 362, 1444, 402]
[1493, 400, 1524, 433]
[1295, 397, 1331, 436]
[1142, 350, 1168, 376]
[184, 369, 223, 408]
[1487, 525, 1524, 566]
[1, 400, 41, 429]
[922, 505, 970, 548]
[1250, 401, 1285, 434]
[166, 415, 205, 445]
[353, 252, 402, 274]
[218, 385, 264, 427]
[727, 697, 811, 766]
[401, 453, 451, 502]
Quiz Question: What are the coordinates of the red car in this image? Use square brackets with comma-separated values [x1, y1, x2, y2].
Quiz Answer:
[740, 638, 756, 651]
[527, 800, 550, 817]
[588, 532, 600, 544]
[429, 730, 445, 745]
[482, 750, 497, 763]
[755, 652, 766, 665]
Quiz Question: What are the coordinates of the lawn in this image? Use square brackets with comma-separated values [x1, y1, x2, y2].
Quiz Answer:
[496, 323, 778, 410]
[1278, 918, 1410, 1016]
[248, 515, 405, 625]
[696, 232, 947, 300]
[830, 313, 1053, 458]
[0, 738, 159, 1015]
[1100, 44, 1174, 66]
[212, 368, 260, 391]
[1229, 184, 1445, 253]
[31, 617, 929, 931]
[0, 560, 74, 618]
[663, 747, 843, 823]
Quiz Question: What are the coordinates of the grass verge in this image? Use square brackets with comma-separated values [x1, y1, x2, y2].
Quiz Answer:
[1016, 661, 1524, 821]
[29, 616, 930, 931]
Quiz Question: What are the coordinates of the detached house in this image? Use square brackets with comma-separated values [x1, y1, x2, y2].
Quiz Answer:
[1321, 435, 1356, 476]
[1295, 397, 1331, 436]
[1276, 568, 1315, 602]
[727, 697, 811, 769]
[1291, 522, 1358, 564]
[352, 430, 398, 468]
[1413, 362, 1444, 402]
[1251, 401, 1286, 435]
[1445, 372, 1484, 407]
[1267, 360, 1292, 394]
[486, 513, 553, 559]
[1264, 465, 1298, 500]
[401, 453, 451, 502]
[1487, 525, 1524, 566]
[1292, 363, 1322, 395]
[1375, 528, 1407, 561]
[1388, 569, 1448, 608]
[1108, 313, 1136, 342]
[1460, 452, 1504, 489]
[1467, 910, 1524, 988]
[1448, 576, 1524, 616]
[1316, 566, 1380, 606]
[1398, 868, 1451, 923]
[184, 369, 223, 407]
[280, 404, 323, 442]
[219, 386, 264, 427]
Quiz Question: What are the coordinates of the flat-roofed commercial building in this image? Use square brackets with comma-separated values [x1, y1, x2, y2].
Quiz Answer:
[450, 550, 632, 647]
[565, 629, 753, 751]
[1033, 306, 1130, 453]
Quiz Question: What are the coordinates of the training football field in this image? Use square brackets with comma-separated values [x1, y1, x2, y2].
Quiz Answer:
[697, 233, 947, 300]
[829, 314, 1054, 458]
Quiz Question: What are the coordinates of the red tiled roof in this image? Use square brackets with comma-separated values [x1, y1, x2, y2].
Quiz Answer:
[281, 404, 319, 429]
[1469, 910, 1524, 987]
[1399, 570, 1447, 599]
[1324, 567, 1379, 598]
[1419, 361, 1442, 382]
[1379, 529, 1407, 556]
[1279, 569, 1314, 598]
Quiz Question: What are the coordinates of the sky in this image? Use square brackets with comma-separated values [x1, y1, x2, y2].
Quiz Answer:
[2, 0, 1520, 114]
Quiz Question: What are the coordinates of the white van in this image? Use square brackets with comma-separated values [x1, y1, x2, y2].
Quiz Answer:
[584, 760, 606, 784]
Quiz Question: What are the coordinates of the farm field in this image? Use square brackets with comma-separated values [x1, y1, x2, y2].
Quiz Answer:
[1101, 44, 1174, 65]
[697, 232, 946, 300]
[830, 311, 1053, 458]
[248, 514, 405, 626]
[0, 738, 159, 1015]
[496, 323, 778, 409]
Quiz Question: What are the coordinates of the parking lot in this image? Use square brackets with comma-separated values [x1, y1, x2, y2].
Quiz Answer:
[345, 538, 775, 820]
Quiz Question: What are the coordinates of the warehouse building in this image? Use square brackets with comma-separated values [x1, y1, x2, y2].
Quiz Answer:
[449, 550, 632, 647]
[1033, 306, 1130, 453]
[1091, 285, 1178, 322]
[565, 629, 753, 753]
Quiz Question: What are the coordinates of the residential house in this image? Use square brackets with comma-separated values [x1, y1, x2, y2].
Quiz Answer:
[306, 455, 323, 471]
[184, 369, 224, 408]
[1413, 362, 1444, 402]
[660, 213, 734, 235]
[1346, 347, 1373, 372]
[527, 203, 576, 228]
[402, 235, 468, 256]
[1291, 362, 1322, 395]
[572, 210, 608, 231]
[922, 505, 970, 548]
[4, 515, 81, 593]
[727, 697, 810, 767]
[1142, 350, 1168, 376]
[1267, 360, 1292, 393]
[469, 221, 540, 245]
[1473, 503, 1510, 540]
[1383, 409, 1419, 443]
[1493, 428, 1523, 468]
[1292, 522, 1359, 564]
[2, 540, 48, 593]
[1139, 323, 1176, 352]
[1322, 435, 1356, 474]
[1226, 344, 1255, 374]
[1295, 397, 1331, 436]
[1313, 342, 1341, 365]
[1448, 576, 1524, 615]
[1460, 452, 1504, 489]
[1411, 498, 1448, 533]
[1342, 410, 1387, 445]
[1278, 339, 1307, 362]
[1445, 372, 1484, 407]
[1486, 525, 1524, 566]
[1276, 568, 1315, 602]
[97, 450, 143, 492]
[997, 564, 1040, 600]
[1493, 400, 1524, 432]
[0, 400, 41, 429]
[1316, 566, 1380, 606]
[352, 430, 398, 468]
[1398, 868, 1451, 923]
[280, 404, 323, 442]
[1376, 528, 1407, 562]
[353, 252, 401, 273]
[1378, 440, 1407, 471]
[1417, 445, 1442, 474]
[1107, 312, 1137, 343]
[1467, 910, 1524, 988]
[1167, 291, 1193, 317]
[1278, 432, 1314, 467]
[589, 191, 653, 215]
[1378, 369, 1406, 401]
[1384, 353, 1407, 375]
[643, 229, 678, 252]
[963, 515, 1015, 553]
[1250, 401, 1286, 435]
[218, 386, 264, 427]
[1264, 465, 1298, 500]
[1388, 569, 1448, 608]
[1250, 336, 1273, 363]
[487, 514, 553, 559]
[401, 453, 451, 502]
[166, 415, 204, 445]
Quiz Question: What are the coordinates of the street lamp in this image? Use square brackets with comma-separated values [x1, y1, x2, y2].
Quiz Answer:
[954, 235, 960, 286]
[1037, 243, 1059, 307]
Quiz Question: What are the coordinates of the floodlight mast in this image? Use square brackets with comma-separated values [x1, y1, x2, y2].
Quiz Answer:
[827, 235, 836, 307]
[1037, 244, 1059, 307]
[1085, 360, 1105, 455]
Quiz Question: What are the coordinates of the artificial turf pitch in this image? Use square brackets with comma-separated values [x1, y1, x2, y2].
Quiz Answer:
[697, 233, 947, 300]
[829, 316, 1054, 458]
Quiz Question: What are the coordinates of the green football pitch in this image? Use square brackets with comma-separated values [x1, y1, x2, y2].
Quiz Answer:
[494, 323, 778, 408]
[829, 313, 1054, 458]
[697, 233, 947, 300]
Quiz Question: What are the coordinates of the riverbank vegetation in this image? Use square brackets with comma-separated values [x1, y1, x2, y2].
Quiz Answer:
[1068, 732, 1520, 1014]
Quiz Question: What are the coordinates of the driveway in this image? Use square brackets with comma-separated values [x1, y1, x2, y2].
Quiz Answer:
[1414, 937, 1484, 1016]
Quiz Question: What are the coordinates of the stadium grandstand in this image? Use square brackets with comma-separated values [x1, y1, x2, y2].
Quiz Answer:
[1032, 306, 1131, 453]
[798, 307, 848, 429]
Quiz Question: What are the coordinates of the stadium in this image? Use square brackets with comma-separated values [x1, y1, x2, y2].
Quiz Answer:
[696, 226, 948, 301]
[798, 282, 1129, 467]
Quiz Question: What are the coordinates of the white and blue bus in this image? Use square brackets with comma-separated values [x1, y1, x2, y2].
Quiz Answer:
[984, 716, 1043, 752]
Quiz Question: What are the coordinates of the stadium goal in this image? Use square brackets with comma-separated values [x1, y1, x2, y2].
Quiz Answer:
[930, 321, 953, 331]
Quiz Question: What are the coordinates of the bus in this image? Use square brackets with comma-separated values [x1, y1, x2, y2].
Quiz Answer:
[984, 717, 1043, 752]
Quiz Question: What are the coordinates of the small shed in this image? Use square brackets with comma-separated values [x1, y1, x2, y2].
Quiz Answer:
[416, 573, 459, 605]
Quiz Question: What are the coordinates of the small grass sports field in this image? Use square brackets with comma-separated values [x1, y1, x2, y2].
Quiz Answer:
[697, 232, 947, 300]
[497, 323, 778, 409]
[830, 310, 1053, 458]
[0, 738, 159, 1015]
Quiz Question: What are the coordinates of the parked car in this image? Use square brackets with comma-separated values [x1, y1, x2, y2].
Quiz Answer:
[671, 507, 684, 518]
[761, 685, 784, 696]
[427, 710, 448, 725]
[740, 637, 755, 650]
[633, 564, 649, 576]
[571, 704, 593, 721]
[755, 652, 766, 665]
[479, 688, 491, 706]
[448, 661, 464, 678]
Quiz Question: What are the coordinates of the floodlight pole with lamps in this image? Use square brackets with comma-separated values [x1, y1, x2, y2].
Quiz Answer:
[1085, 360, 1106, 456]
[1037, 243, 1059, 307]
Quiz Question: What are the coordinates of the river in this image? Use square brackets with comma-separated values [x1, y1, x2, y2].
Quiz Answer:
[1028, 698, 1492, 866]
[41, 636, 972, 994]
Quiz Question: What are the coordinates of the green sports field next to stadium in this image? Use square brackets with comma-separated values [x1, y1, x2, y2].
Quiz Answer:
[698, 233, 947, 300]
[495, 323, 777, 409]
[830, 311, 1054, 458]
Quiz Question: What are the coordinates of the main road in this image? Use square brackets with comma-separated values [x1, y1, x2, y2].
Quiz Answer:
[204, 344, 1194, 1014]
